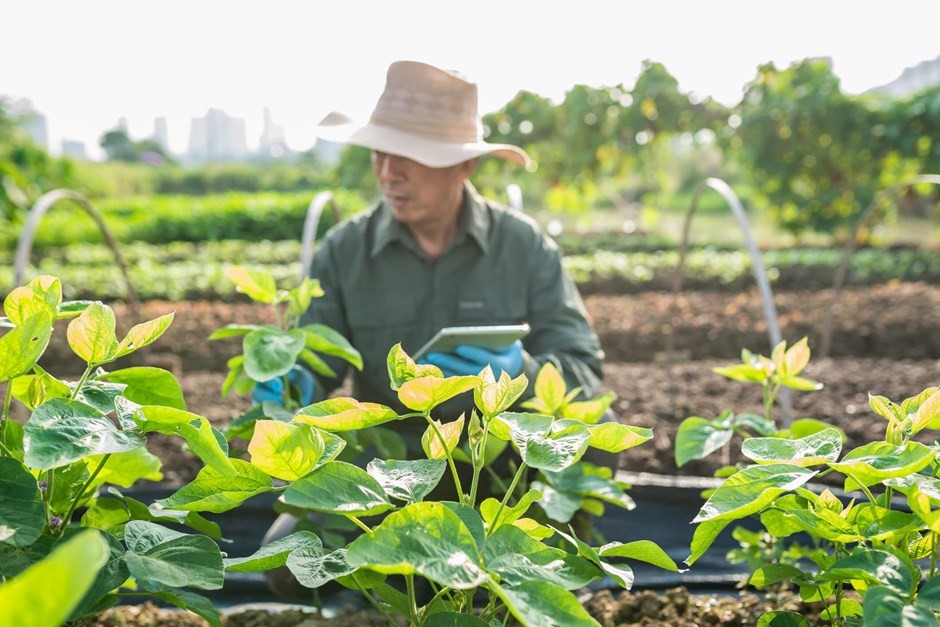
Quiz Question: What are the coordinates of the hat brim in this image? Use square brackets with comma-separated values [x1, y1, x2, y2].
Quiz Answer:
[316, 115, 531, 169]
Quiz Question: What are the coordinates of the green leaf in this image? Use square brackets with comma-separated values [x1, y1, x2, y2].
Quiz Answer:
[0, 529, 108, 627]
[282, 461, 393, 516]
[114, 312, 174, 358]
[780, 375, 823, 392]
[910, 388, 940, 433]
[819, 548, 916, 595]
[540, 464, 635, 510]
[102, 367, 186, 410]
[495, 580, 600, 626]
[57, 300, 92, 319]
[123, 521, 224, 590]
[869, 394, 904, 423]
[398, 375, 479, 413]
[74, 379, 126, 414]
[66, 301, 118, 364]
[0, 457, 45, 547]
[386, 343, 442, 391]
[0, 309, 54, 382]
[474, 367, 529, 418]
[85, 448, 163, 490]
[863, 585, 939, 627]
[916, 576, 940, 611]
[742, 427, 842, 466]
[66, 529, 129, 621]
[298, 348, 337, 378]
[674, 417, 733, 467]
[286, 546, 355, 589]
[481, 489, 543, 530]
[750, 563, 806, 587]
[293, 397, 399, 431]
[424, 613, 491, 627]
[530, 362, 568, 415]
[300, 323, 363, 370]
[2, 275, 60, 325]
[134, 405, 234, 474]
[599, 540, 685, 572]
[821, 599, 863, 622]
[24, 398, 145, 470]
[154, 458, 272, 513]
[227, 266, 277, 303]
[757, 611, 811, 626]
[687, 517, 731, 566]
[562, 391, 616, 424]
[224, 531, 322, 572]
[248, 420, 324, 481]
[490, 411, 553, 441]
[11, 368, 70, 411]
[693, 464, 817, 523]
[586, 422, 653, 453]
[554, 527, 634, 589]
[483, 525, 598, 589]
[832, 441, 935, 491]
[516, 423, 591, 472]
[147, 589, 221, 627]
[0, 535, 55, 578]
[422, 415, 464, 459]
[714, 363, 767, 383]
[208, 323, 262, 340]
[346, 502, 487, 589]
[366, 458, 447, 503]
[242, 327, 306, 381]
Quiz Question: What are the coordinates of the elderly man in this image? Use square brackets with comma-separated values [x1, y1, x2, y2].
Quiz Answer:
[257, 60, 614, 598]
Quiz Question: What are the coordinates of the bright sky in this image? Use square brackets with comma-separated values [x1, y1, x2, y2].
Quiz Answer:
[4, 0, 939, 159]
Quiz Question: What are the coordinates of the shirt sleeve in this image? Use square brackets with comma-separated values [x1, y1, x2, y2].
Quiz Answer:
[520, 231, 604, 399]
[301, 236, 354, 400]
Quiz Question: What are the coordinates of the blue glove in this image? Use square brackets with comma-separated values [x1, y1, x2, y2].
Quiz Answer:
[252, 365, 315, 406]
[422, 340, 524, 378]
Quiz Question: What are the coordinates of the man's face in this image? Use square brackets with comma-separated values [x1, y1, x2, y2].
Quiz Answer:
[371, 151, 476, 227]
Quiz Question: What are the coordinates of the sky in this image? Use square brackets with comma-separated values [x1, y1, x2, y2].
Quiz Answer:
[3, 0, 940, 159]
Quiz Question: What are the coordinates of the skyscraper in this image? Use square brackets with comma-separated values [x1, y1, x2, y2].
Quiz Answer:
[187, 108, 248, 162]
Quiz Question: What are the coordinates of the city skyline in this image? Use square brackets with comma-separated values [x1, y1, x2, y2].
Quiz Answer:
[5, 1, 940, 160]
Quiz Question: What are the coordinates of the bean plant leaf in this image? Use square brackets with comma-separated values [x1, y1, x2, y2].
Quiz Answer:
[869, 394, 904, 423]
[84, 448, 163, 490]
[481, 489, 543, 530]
[24, 398, 145, 470]
[741, 427, 842, 466]
[11, 368, 71, 411]
[248, 420, 324, 481]
[484, 525, 598, 589]
[521, 362, 568, 415]
[0, 529, 109, 627]
[346, 502, 488, 589]
[862, 586, 938, 627]
[154, 459, 272, 513]
[300, 323, 363, 370]
[227, 266, 277, 303]
[494, 580, 600, 627]
[2, 275, 61, 325]
[424, 613, 491, 627]
[147, 589, 221, 627]
[242, 327, 306, 381]
[208, 324, 263, 340]
[474, 367, 528, 418]
[114, 312, 174, 359]
[224, 531, 322, 572]
[917, 576, 940, 611]
[422, 415, 465, 459]
[516, 423, 591, 472]
[540, 463, 635, 510]
[294, 397, 399, 431]
[0, 309, 54, 382]
[102, 367, 186, 410]
[757, 611, 811, 626]
[554, 527, 634, 589]
[687, 517, 732, 566]
[286, 546, 355, 589]
[818, 547, 916, 595]
[749, 563, 806, 587]
[0, 457, 45, 547]
[123, 521, 224, 590]
[398, 375, 480, 413]
[909, 387, 940, 433]
[66, 529, 129, 621]
[831, 441, 935, 491]
[366, 458, 447, 503]
[282, 461, 393, 516]
[694, 463, 817, 523]
[134, 405, 234, 474]
[0, 535, 55, 578]
[585, 421, 653, 453]
[490, 412, 553, 441]
[675, 417, 733, 467]
[562, 391, 616, 424]
[713, 363, 767, 383]
[387, 343, 442, 390]
[67, 302, 118, 365]
[599, 540, 685, 572]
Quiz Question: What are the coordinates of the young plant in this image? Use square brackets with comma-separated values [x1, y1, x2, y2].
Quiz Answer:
[682, 338, 940, 625]
[0, 275, 239, 626]
[218, 344, 682, 626]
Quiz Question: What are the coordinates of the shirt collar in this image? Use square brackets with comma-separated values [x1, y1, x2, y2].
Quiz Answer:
[370, 182, 491, 258]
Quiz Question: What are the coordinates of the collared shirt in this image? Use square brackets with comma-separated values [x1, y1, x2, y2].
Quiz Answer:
[304, 183, 604, 421]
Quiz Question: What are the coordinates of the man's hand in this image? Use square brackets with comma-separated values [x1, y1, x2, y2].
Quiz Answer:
[252, 365, 315, 406]
[422, 340, 524, 378]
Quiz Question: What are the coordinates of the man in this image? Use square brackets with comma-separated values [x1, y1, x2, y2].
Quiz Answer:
[258, 59, 612, 598]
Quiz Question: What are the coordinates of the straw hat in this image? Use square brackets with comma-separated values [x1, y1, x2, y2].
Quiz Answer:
[316, 60, 531, 169]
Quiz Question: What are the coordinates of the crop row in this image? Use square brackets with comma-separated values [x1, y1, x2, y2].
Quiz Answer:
[3, 241, 938, 301]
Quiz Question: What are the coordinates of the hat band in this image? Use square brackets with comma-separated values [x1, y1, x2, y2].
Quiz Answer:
[369, 90, 482, 144]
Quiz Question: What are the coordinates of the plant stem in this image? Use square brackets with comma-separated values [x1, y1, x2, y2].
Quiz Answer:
[71, 365, 95, 400]
[842, 470, 877, 505]
[0, 382, 12, 454]
[405, 575, 420, 626]
[425, 414, 463, 500]
[348, 515, 373, 534]
[61, 454, 111, 533]
[487, 463, 527, 536]
[351, 573, 398, 626]
[469, 420, 493, 507]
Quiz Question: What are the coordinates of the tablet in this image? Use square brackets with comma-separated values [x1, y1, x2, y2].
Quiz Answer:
[412, 323, 530, 361]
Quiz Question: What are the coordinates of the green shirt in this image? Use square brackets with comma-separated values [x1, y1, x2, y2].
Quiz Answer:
[305, 184, 604, 420]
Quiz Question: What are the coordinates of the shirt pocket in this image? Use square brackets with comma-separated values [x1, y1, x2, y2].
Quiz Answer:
[454, 291, 526, 326]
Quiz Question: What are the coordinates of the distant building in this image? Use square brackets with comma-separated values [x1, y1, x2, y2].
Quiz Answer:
[153, 117, 170, 154]
[187, 108, 248, 162]
[868, 55, 940, 98]
[23, 112, 48, 150]
[258, 107, 290, 159]
[310, 138, 344, 165]
[61, 139, 87, 159]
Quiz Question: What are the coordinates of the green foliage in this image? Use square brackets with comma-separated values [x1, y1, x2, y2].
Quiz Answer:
[0, 275, 232, 625]
[679, 337, 940, 624]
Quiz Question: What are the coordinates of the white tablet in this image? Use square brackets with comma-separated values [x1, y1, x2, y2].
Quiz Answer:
[412, 323, 530, 361]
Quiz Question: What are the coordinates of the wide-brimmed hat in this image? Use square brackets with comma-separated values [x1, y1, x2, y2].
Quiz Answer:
[316, 60, 531, 169]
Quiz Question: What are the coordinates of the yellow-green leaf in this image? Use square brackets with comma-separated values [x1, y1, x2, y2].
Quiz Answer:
[248, 420, 324, 481]
[67, 302, 118, 365]
[115, 312, 174, 358]
[422, 415, 465, 459]
[399, 375, 479, 413]
[227, 266, 277, 304]
[293, 398, 399, 431]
